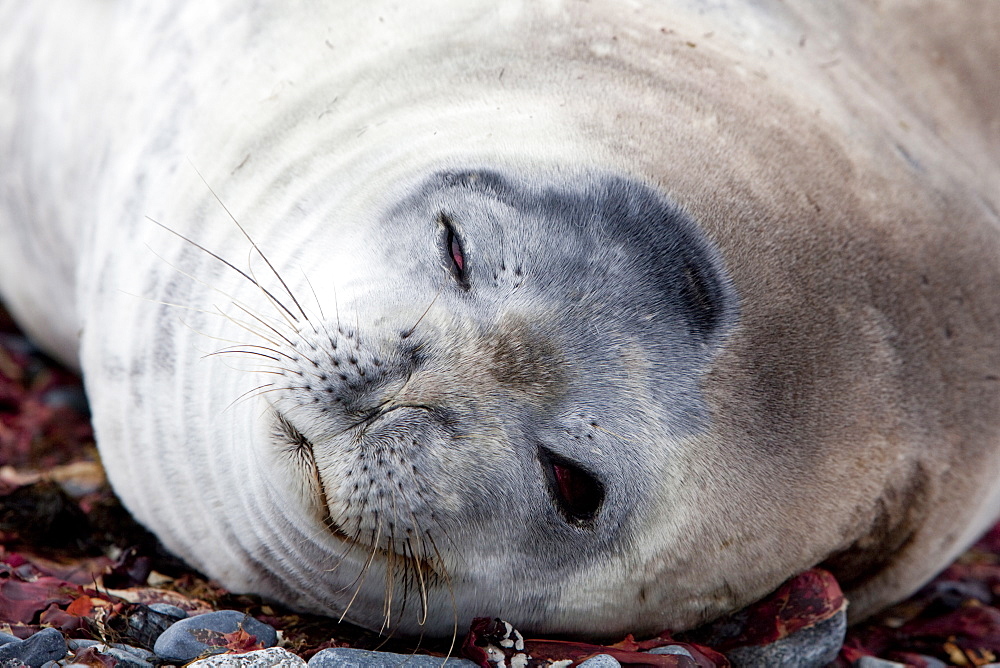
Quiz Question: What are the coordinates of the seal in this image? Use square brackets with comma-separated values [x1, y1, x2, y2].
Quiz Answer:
[0, 0, 998, 639]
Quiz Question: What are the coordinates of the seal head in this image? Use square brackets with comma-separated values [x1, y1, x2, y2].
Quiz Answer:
[256, 167, 737, 632]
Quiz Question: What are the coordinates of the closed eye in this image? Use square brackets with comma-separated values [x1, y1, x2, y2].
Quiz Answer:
[540, 448, 605, 526]
[439, 213, 468, 287]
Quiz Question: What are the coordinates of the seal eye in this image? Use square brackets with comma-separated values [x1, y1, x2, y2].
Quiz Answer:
[439, 214, 467, 286]
[541, 450, 605, 525]
[449, 230, 464, 274]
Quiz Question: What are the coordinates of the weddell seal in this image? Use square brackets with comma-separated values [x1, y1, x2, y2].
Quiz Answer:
[1, 0, 999, 639]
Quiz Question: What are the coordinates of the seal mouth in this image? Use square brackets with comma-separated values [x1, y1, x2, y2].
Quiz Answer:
[271, 407, 442, 571]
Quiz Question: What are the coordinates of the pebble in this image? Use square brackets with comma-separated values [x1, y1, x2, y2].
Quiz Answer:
[187, 647, 305, 668]
[0, 629, 67, 668]
[153, 610, 278, 664]
[576, 654, 622, 668]
[909, 657, 947, 668]
[854, 658, 907, 668]
[123, 603, 190, 648]
[111, 644, 155, 661]
[149, 602, 189, 619]
[39, 386, 89, 414]
[65, 641, 99, 652]
[724, 607, 846, 668]
[307, 648, 477, 668]
[647, 645, 694, 658]
[67, 640, 154, 668]
[90, 647, 152, 668]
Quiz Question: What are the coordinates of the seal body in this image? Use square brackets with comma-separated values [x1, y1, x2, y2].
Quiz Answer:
[1, 0, 998, 638]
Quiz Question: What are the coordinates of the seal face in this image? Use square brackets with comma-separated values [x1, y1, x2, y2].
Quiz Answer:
[264, 168, 737, 576]
[1, 0, 999, 640]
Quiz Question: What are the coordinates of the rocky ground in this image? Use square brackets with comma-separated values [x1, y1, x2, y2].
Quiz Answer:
[3, 303, 1000, 668]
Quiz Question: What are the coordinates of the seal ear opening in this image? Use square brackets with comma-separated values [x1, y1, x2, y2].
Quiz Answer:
[539, 447, 605, 526]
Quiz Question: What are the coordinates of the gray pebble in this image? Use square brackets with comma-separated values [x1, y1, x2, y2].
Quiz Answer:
[124, 604, 190, 648]
[854, 659, 907, 668]
[188, 647, 306, 668]
[69, 641, 153, 668]
[577, 654, 622, 668]
[307, 648, 477, 668]
[97, 647, 153, 668]
[725, 608, 846, 668]
[0, 636, 18, 648]
[111, 643, 155, 661]
[37, 662, 57, 668]
[908, 657, 947, 668]
[153, 610, 278, 663]
[647, 645, 694, 658]
[149, 602, 189, 619]
[40, 386, 89, 414]
[0, 629, 67, 668]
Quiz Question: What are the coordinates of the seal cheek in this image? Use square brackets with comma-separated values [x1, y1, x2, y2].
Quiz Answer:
[486, 316, 566, 402]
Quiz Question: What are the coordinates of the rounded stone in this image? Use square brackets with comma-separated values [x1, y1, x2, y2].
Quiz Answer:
[149, 603, 189, 619]
[307, 648, 477, 668]
[186, 647, 306, 668]
[854, 659, 907, 668]
[0, 629, 67, 668]
[724, 608, 846, 668]
[576, 654, 623, 668]
[648, 645, 694, 658]
[153, 610, 278, 664]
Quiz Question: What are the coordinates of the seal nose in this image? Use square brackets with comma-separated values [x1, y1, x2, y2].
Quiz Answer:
[270, 323, 423, 438]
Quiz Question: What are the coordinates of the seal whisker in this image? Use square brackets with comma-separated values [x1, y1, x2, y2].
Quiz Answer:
[425, 534, 459, 660]
[146, 215, 301, 324]
[238, 385, 314, 411]
[117, 289, 225, 318]
[187, 159, 312, 324]
[337, 521, 385, 624]
[591, 423, 635, 443]
[390, 459, 440, 628]
[245, 248, 300, 332]
[229, 302, 302, 351]
[141, 242, 298, 338]
[402, 517, 430, 627]
[401, 289, 442, 340]
[168, 315, 286, 358]
[395, 538, 415, 629]
[208, 305, 285, 349]
[210, 343, 301, 364]
[380, 513, 398, 634]
[204, 348, 282, 362]
[222, 383, 276, 413]
[300, 268, 326, 328]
